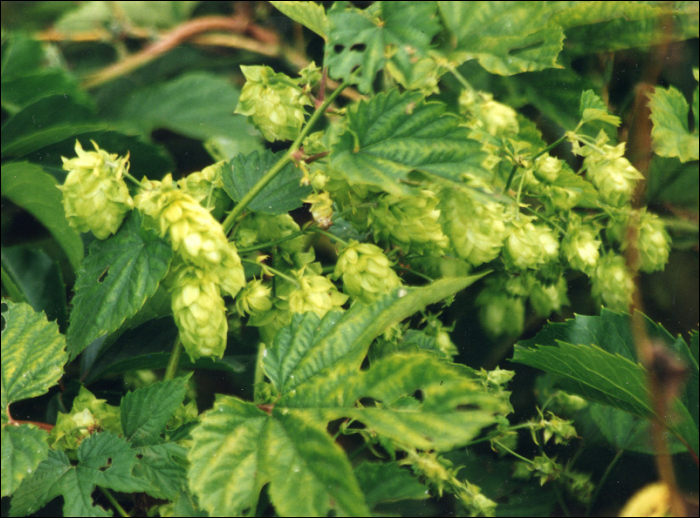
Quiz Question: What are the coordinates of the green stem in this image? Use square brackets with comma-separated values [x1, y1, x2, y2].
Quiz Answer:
[492, 440, 533, 464]
[532, 135, 567, 161]
[164, 337, 182, 381]
[253, 341, 266, 402]
[241, 258, 299, 286]
[447, 64, 473, 91]
[237, 229, 307, 253]
[222, 77, 352, 233]
[100, 487, 129, 517]
[395, 265, 434, 283]
[123, 171, 145, 188]
[503, 164, 518, 193]
[585, 449, 623, 517]
[315, 228, 349, 246]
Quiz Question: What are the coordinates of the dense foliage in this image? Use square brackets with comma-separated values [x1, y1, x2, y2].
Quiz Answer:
[1, 2, 698, 516]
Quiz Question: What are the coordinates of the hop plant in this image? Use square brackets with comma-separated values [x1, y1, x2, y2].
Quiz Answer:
[371, 189, 450, 254]
[135, 174, 245, 297]
[561, 215, 601, 275]
[591, 252, 635, 312]
[170, 263, 228, 361]
[504, 218, 560, 270]
[288, 268, 348, 318]
[333, 240, 402, 303]
[59, 140, 134, 239]
[235, 65, 311, 142]
[235, 278, 273, 316]
[584, 142, 644, 207]
[607, 208, 671, 272]
[439, 187, 509, 267]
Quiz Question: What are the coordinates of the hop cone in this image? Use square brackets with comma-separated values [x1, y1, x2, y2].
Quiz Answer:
[585, 143, 643, 207]
[607, 209, 671, 273]
[288, 268, 348, 318]
[59, 140, 134, 239]
[504, 219, 559, 270]
[562, 215, 601, 275]
[235, 65, 311, 142]
[170, 264, 228, 361]
[333, 241, 402, 303]
[591, 253, 634, 312]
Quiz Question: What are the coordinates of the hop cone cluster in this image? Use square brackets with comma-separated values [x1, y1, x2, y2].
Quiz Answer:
[235, 65, 311, 142]
[333, 241, 402, 303]
[135, 175, 245, 361]
[59, 140, 134, 239]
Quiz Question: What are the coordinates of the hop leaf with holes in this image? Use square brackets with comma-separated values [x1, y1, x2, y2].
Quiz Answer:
[134, 174, 245, 297]
[235, 65, 311, 142]
[584, 142, 643, 207]
[439, 186, 509, 267]
[169, 263, 228, 361]
[333, 240, 402, 303]
[371, 190, 449, 254]
[607, 208, 671, 273]
[288, 268, 348, 318]
[561, 215, 601, 275]
[58, 140, 134, 239]
[591, 252, 634, 312]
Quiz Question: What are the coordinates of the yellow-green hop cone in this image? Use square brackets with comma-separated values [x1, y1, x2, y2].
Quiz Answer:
[504, 219, 559, 270]
[303, 191, 334, 228]
[59, 140, 134, 239]
[607, 209, 671, 273]
[170, 265, 228, 361]
[236, 278, 273, 316]
[288, 268, 348, 318]
[584, 142, 643, 207]
[235, 65, 311, 142]
[177, 161, 226, 209]
[591, 253, 634, 312]
[333, 241, 402, 303]
[561, 215, 601, 275]
[529, 276, 569, 318]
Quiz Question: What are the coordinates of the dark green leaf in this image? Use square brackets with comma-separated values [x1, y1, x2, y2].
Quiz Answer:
[131, 442, 188, 500]
[648, 84, 699, 162]
[331, 89, 489, 195]
[222, 149, 311, 214]
[354, 461, 428, 507]
[646, 156, 700, 207]
[67, 212, 173, 358]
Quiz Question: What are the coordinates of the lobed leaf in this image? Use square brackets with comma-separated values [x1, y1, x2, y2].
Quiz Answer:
[131, 442, 188, 501]
[1, 425, 48, 498]
[354, 461, 428, 507]
[271, 1, 329, 40]
[648, 84, 699, 162]
[579, 90, 621, 126]
[1, 300, 68, 416]
[221, 149, 311, 214]
[67, 211, 173, 358]
[330, 89, 489, 195]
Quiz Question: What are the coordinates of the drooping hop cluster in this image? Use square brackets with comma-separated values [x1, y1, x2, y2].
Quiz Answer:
[561, 215, 601, 275]
[583, 141, 644, 207]
[607, 208, 671, 272]
[439, 186, 509, 267]
[135, 175, 245, 360]
[504, 218, 559, 270]
[333, 241, 402, 303]
[169, 264, 228, 360]
[235, 65, 311, 142]
[288, 268, 348, 318]
[59, 140, 134, 239]
[591, 252, 635, 312]
[371, 189, 450, 254]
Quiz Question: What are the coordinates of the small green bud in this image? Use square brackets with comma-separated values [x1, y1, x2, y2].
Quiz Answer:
[561, 216, 601, 275]
[177, 161, 225, 209]
[591, 252, 634, 312]
[59, 140, 134, 239]
[333, 241, 402, 303]
[235, 65, 311, 142]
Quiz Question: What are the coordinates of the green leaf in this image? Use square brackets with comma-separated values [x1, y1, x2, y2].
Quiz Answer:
[438, 2, 565, 75]
[330, 89, 489, 195]
[1, 300, 68, 417]
[512, 310, 699, 456]
[132, 442, 188, 500]
[121, 377, 189, 447]
[646, 156, 699, 207]
[115, 72, 260, 149]
[67, 211, 173, 358]
[326, 1, 442, 94]
[579, 90, 621, 126]
[1, 247, 68, 330]
[1, 34, 45, 82]
[10, 432, 142, 517]
[271, 1, 329, 40]
[221, 149, 312, 214]
[354, 461, 428, 507]
[1, 424, 49, 498]
[1, 94, 102, 158]
[1, 162, 83, 271]
[55, 1, 199, 32]
[648, 85, 699, 162]
[550, 169, 600, 208]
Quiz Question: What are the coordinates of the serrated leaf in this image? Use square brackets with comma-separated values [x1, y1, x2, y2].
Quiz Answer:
[438, 2, 565, 75]
[1, 163, 83, 271]
[221, 149, 311, 214]
[67, 211, 173, 358]
[648, 85, 699, 162]
[1, 425, 48, 498]
[330, 89, 489, 195]
[115, 72, 260, 147]
[326, 1, 442, 94]
[189, 397, 370, 517]
[10, 432, 142, 517]
[580, 90, 621, 126]
[1, 300, 68, 415]
[550, 170, 600, 208]
[132, 442, 188, 500]
[1, 94, 102, 158]
[271, 1, 329, 39]
[512, 310, 699, 456]
[355, 461, 428, 507]
[121, 377, 189, 447]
